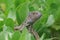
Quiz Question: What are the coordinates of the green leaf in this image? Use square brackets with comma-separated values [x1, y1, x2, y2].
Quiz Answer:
[0, 32, 5, 40]
[11, 31, 21, 40]
[15, 0, 29, 8]
[5, 18, 14, 29]
[52, 25, 60, 30]
[0, 21, 4, 31]
[7, 10, 16, 21]
[19, 28, 28, 40]
[46, 14, 55, 26]
[0, 21, 4, 27]
[16, 2, 29, 25]
[40, 33, 45, 40]
[31, 34, 35, 40]
[26, 33, 32, 40]
[29, 3, 39, 11]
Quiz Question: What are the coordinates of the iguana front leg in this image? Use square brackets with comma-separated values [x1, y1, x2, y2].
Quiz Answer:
[14, 21, 29, 31]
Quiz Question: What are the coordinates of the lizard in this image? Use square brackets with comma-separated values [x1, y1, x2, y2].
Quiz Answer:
[14, 11, 42, 40]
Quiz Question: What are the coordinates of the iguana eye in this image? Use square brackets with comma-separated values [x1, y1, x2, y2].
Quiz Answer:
[32, 12, 35, 15]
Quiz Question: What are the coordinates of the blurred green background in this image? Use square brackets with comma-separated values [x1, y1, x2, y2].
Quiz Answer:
[0, 0, 60, 40]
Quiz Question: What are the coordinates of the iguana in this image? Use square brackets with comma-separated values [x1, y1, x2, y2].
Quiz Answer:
[14, 11, 42, 40]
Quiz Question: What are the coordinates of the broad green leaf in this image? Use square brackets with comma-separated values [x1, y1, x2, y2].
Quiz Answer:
[54, 9, 60, 25]
[0, 31, 12, 40]
[0, 17, 4, 31]
[0, 21, 4, 27]
[19, 28, 28, 40]
[16, 3, 29, 25]
[26, 33, 32, 40]
[5, 18, 14, 29]
[8, 32, 13, 40]
[40, 33, 45, 40]
[46, 14, 55, 26]
[52, 25, 60, 30]
[11, 31, 21, 40]
[7, 10, 16, 21]
[0, 9, 5, 19]
[0, 32, 5, 40]
[29, 3, 39, 11]
[31, 35, 35, 40]
[15, 0, 29, 8]
[0, 21, 4, 31]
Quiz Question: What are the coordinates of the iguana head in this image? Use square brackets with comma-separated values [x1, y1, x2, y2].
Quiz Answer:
[27, 11, 42, 24]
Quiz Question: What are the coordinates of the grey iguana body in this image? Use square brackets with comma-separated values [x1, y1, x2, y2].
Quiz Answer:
[14, 11, 42, 40]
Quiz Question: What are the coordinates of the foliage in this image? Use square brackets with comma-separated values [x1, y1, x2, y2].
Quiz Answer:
[0, 0, 60, 40]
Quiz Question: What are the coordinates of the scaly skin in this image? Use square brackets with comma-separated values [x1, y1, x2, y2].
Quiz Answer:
[14, 11, 42, 40]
